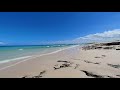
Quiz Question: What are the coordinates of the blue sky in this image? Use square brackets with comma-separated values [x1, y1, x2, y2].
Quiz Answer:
[1, 12, 120, 45]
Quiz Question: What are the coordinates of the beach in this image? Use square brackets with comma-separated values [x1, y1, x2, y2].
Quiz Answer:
[0, 42, 120, 78]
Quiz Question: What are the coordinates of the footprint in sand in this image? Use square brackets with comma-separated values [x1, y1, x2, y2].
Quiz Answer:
[95, 55, 106, 59]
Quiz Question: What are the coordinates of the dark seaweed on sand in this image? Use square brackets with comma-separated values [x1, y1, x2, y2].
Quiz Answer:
[107, 64, 120, 69]
[81, 70, 114, 78]
[81, 70, 104, 78]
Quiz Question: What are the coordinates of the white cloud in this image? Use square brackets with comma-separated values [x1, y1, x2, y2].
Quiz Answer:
[39, 29, 120, 44]
[73, 29, 120, 43]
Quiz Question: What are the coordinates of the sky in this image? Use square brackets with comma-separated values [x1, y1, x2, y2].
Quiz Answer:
[1, 12, 120, 45]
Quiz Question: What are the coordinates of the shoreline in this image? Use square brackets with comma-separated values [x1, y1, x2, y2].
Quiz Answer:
[0, 45, 79, 71]
[0, 45, 79, 64]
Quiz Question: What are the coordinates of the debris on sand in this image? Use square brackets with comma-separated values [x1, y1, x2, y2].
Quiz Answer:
[84, 60, 100, 65]
[107, 64, 120, 69]
[22, 70, 46, 78]
[95, 57, 101, 58]
[101, 55, 106, 57]
[22, 75, 29, 78]
[94, 62, 100, 64]
[54, 60, 73, 70]
[32, 70, 46, 78]
[116, 49, 120, 50]
[57, 60, 68, 63]
[81, 42, 120, 50]
[74, 64, 80, 69]
[81, 70, 115, 78]
[116, 75, 120, 77]
[103, 47, 114, 49]
[54, 63, 71, 70]
[84, 60, 92, 63]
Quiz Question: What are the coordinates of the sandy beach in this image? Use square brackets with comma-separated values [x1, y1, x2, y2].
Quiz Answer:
[0, 42, 120, 78]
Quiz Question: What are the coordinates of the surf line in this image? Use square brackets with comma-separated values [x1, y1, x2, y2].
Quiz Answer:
[0, 45, 79, 71]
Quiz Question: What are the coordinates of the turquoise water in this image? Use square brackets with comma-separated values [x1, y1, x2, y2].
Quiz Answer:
[0, 44, 75, 63]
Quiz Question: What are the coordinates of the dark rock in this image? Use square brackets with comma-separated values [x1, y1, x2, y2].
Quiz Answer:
[116, 75, 120, 77]
[103, 47, 113, 49]
[116, 49, 120, 50]
[97, 47, 102, 48]
[102, 42, 120, 46]
[22, 75, 28, 78]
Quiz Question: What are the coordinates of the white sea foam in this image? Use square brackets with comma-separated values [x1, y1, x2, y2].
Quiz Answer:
[18, 49, 23, 50]
[46, 46, 50, 47]
[0, 45, 79, 71]
[0, 56, 32, 64]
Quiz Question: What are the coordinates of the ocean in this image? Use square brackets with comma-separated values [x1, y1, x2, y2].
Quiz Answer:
[0, 44, 77, 64]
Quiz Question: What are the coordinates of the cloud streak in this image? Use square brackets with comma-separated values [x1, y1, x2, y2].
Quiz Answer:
[0, 42, 5, 45]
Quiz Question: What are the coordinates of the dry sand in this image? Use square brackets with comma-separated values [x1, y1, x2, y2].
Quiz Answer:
[0, 44, 120, 78]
